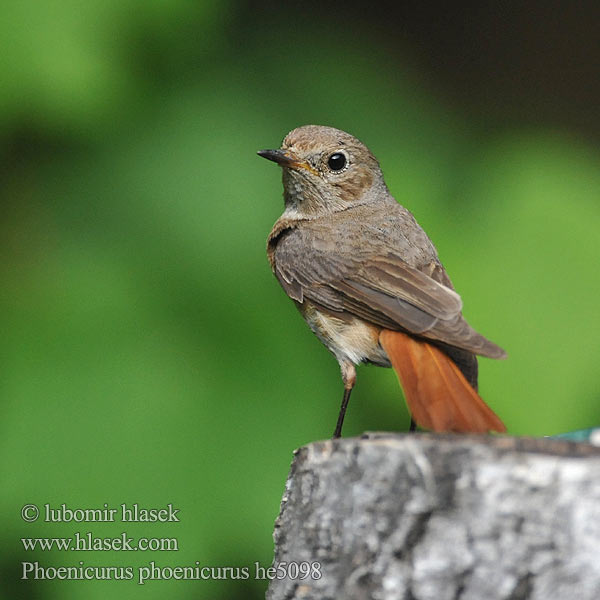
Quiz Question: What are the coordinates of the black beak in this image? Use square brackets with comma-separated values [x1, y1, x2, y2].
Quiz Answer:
[257, 149, 296, 167]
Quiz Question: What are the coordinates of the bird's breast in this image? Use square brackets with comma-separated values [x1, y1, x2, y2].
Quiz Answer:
[297, 300, 391, 368]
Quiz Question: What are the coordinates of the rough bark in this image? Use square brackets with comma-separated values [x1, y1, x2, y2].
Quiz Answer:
[267, 433, 600, 600]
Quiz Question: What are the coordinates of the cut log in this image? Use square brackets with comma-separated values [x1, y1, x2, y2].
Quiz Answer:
[267, 433, 600, 600]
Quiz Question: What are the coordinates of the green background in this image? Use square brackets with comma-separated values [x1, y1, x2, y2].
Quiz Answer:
[1, 2, 599, 599]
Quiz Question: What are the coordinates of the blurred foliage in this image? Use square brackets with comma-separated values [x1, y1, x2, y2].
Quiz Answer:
[1, 2, 599, 600]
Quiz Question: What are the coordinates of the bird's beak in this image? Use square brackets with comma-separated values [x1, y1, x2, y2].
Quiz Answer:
[257, 149, 297, 167]
[257, 149, 318, 175]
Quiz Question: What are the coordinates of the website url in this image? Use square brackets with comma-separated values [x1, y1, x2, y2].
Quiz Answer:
[21, 532, 178, 552]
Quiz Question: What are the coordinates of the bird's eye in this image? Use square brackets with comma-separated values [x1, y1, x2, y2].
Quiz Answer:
[327, 152, 347, 171]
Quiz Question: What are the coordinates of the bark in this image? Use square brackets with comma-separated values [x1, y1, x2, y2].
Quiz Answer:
[267, 433, 600, 600]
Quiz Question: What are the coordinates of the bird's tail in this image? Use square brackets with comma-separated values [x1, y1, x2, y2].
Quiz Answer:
[379, 329, 506, 433]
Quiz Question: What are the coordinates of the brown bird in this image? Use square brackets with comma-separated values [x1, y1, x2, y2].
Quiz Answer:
[259, 125, 506, 436]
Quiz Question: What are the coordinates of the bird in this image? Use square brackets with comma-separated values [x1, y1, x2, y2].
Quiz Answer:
[258, 125, 506, 437]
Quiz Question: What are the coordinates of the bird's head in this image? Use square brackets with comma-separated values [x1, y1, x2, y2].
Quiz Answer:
[258, 125, 388, 218]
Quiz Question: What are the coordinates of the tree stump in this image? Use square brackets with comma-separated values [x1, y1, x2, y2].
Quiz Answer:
[267, 433, 600, 600]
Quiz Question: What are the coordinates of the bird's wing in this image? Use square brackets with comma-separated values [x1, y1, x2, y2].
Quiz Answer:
[274, 231, 505, 359]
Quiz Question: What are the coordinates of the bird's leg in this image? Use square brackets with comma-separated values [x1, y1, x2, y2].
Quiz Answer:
[333, 362, 356, 439]
[409, 417, 417, 432]
[333, 388, 352, 439]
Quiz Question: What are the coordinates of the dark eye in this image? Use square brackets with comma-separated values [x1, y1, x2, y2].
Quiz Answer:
[327, 152, 347, 171]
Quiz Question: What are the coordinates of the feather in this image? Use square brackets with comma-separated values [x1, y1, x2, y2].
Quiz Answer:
[272, 224, 506, 359]
[379, 329, 506, 433]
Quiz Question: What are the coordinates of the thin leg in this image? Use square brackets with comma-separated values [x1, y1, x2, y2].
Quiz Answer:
[333, 361, 356, 439]
[409, 417, 416, 432]
[333, 387, 352, 439]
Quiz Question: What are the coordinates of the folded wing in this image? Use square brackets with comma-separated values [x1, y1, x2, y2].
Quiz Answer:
[274, 231, 506, 359]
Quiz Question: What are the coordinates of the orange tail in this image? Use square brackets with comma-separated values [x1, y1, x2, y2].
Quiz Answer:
[379, 329, 506, 433]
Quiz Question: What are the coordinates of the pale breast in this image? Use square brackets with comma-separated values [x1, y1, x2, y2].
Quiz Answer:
[299, 301, 391, 368]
